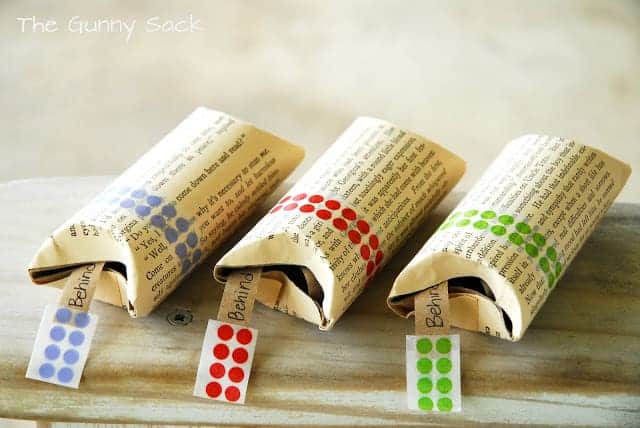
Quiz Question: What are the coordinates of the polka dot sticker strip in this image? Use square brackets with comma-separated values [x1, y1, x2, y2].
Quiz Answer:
[26, 304, 99, 389]
[193, 319, 258, 404]
[406, 334, 461, 413]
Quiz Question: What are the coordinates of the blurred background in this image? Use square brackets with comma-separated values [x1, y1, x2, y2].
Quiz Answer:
[1, 0, 638, 204]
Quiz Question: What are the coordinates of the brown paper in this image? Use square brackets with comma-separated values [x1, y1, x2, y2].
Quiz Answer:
[414, 281, 450, 335]
[28, 108, 304, 317]
[389, 135, 631, 340]
[217, 268, 261, 326]
[58, 262, 105, 312]
[215, 117, 465, 330]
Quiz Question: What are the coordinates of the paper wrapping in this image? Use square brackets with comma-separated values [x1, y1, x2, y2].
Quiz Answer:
[214, 117, 466, 330]
[28, 107, 304, 317]
[388, 135, 631, 341]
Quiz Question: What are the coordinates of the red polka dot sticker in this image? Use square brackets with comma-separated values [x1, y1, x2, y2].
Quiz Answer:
[267, 192, 383, 280]
[193, 320, 258, 404]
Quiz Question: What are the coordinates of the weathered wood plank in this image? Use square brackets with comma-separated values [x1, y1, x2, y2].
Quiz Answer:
[0, 177, 638, 427]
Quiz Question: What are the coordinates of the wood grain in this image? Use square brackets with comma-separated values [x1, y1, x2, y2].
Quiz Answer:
[0, 177, 638, 427]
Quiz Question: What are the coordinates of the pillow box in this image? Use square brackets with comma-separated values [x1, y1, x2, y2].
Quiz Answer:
[214, 117, 466, 330]
[28, 107, 304, 317]
[388, 135, 631, 341]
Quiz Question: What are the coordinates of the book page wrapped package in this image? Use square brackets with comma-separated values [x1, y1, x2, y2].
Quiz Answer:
[27, 107, 304, 317]
[388, 135, 631, 341]
[214, 117, 466, 329]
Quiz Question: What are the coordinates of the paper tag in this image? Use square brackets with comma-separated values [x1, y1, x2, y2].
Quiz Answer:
[26, 263, 104, 388]
[58, 262, 104, 312]
[217, 268, 261, 326]
[194, 268, 261, 404]
[414, 281, 450, 335]
[408, 282, 462, 412]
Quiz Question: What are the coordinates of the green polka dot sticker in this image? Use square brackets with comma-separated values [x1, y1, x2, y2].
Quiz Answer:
[437, 208, 564, 289]
[406, 334, 461, 412]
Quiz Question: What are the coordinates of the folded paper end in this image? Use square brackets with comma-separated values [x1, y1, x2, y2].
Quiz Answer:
[27, 227, 139, 316]
[390, 136, 633, 343]
[25, 107, 307, 320]
[388, 253, 523, 341]
[214, 234, 337, 330]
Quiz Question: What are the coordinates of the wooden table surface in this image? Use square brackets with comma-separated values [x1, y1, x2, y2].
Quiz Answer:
[0, 177, 639, 427]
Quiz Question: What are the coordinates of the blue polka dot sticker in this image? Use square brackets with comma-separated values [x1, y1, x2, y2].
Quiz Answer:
[176, 217, 190, 232]
[45, 344, 60, 360]
[135, 205, 151, 217]
[69, 330, 85, 346]
[162, 204, 177, 218]
[99, 186, 202, 282]
[39, 363, 55, 379]
[56, 308, 72, 323]
[120, 199, 135, 209]
[147, 195, 162, 207]
[131, 189, 147, 199]
[64, 349, 80, 365]
[26, 304, 99, 389]
[75, 312, 91, 328]
[151, 215, 165, 228]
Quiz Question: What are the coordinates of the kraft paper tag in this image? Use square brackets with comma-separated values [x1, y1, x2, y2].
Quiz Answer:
[217, 269, 260, 326]
[407, 281, 461, 412]
[414, 281, 450, 335]
[26, 263, 104, 388]
[58, 262, 105, 312]
[194, 268, 261, 404]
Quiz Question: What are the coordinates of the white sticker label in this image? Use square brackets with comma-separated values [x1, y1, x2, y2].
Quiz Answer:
[26, 304, 99, 388]
[193, 319, 258, 404]
[406, 334, 461, 412]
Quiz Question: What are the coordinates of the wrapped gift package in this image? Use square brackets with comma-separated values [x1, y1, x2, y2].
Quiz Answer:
[388, 135, 631, 340]
[28, 107, 304, 317]
[214, 117, 466, 329]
